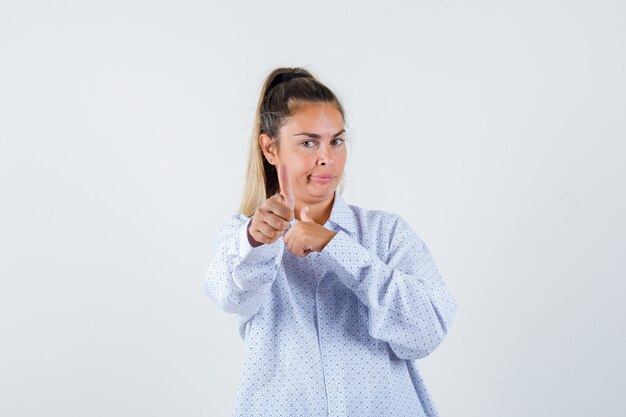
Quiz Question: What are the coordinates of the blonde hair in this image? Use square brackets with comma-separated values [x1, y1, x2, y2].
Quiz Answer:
[239, 67, 347, 217]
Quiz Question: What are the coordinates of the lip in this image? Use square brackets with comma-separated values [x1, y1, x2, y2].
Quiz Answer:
[309, 175, 335, 184]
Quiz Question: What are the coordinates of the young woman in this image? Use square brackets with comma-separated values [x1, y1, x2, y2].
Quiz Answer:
[205, 67, 457, 417]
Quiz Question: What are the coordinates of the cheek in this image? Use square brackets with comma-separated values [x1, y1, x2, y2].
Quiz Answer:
[298, 155, 317, 169]
[336, 150, 347, 167]
[292, 159, 313, 181]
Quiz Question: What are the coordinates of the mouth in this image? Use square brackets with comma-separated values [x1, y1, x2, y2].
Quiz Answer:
[308, 175, 335, 184]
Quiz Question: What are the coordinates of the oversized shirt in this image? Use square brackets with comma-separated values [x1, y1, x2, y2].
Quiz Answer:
[204, 190, 457, 417]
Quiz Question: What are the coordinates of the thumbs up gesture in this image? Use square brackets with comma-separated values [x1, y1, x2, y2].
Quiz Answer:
[248, 164, 337, 256]
[247, 164, 295, 246]
[282, 180, 337, 257]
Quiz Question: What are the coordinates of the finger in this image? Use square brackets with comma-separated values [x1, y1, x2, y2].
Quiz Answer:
[285, 231, 306, 257]
[250, 219, 279, 241]
[262, 214, 290, 232]
[249, 228, 272, 244]
[298, 244, 311, 257]
[254, 221, 282, 240]
[299, 237, 312, 256]
[251, 227, 274, 244]
[285, 238, 301, 257]
[277, 164, 295, 209]
[267, 195, 295, 222]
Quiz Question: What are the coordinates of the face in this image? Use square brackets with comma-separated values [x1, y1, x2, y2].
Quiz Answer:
[260, 101, 347, 207]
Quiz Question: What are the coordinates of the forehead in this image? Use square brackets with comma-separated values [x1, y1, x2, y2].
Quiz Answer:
[283, 102, 344, 134]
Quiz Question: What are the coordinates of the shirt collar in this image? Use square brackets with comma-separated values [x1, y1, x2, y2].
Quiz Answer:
[325, 190, 358, 237]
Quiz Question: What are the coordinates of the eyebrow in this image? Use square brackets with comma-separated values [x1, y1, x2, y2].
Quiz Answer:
[293, 129, 345, 139]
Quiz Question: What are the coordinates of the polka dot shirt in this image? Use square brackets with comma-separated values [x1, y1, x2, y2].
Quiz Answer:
[205, 190, 457, 416]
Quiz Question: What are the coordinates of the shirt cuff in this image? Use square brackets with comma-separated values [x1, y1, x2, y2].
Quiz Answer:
[238, 219, 284, 264]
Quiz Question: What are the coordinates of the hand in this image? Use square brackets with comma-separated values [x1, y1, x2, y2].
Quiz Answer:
[284, 206, 337, 257]
[248, 164, 295, 246]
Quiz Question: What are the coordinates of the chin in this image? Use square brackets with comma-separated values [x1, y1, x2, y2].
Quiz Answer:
[307, 187, 336, 200]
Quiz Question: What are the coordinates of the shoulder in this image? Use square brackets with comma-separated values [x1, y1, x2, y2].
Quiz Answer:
[346, 203, 418, 251]
[210, 212, 250, 250]
[215, 212, 250, 235]
[347, 201, 405, 230]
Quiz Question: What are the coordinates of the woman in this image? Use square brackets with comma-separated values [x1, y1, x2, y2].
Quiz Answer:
[205, 67, 457, 417]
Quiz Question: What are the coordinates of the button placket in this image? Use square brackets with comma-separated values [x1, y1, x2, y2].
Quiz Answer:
[314, 276, 330, 415]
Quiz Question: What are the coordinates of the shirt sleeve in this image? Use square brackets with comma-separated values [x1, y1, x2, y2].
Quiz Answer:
[204, 213, 285, 324]
[319, 214, 457, 360]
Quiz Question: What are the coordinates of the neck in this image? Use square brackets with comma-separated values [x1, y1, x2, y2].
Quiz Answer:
[295, 192, 335, 225]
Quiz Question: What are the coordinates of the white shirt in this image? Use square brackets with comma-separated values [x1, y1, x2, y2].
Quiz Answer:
[205, 190, 457, 417]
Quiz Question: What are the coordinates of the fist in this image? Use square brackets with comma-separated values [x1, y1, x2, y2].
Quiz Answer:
[248, 164, 295, 246]
[283, 206, 337, 257]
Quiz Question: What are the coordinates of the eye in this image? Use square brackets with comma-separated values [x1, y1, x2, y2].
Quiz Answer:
[332, 138, 345, 146]
[301, 140, 316, 148]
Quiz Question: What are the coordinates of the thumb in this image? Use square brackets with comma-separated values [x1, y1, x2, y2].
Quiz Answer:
[277, 164, 295, 210]
[300, 206, 314, 222]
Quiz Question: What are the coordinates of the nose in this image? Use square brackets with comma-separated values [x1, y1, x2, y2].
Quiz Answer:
[318, 144, 334, 166]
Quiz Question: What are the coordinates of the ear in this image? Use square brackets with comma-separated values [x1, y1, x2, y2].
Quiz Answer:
[259, 133, 278, 165]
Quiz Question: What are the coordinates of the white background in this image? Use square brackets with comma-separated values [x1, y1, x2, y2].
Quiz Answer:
[1, 1, 625, 416]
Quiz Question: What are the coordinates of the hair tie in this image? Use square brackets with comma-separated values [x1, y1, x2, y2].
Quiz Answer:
[268, 72, 308, 92]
